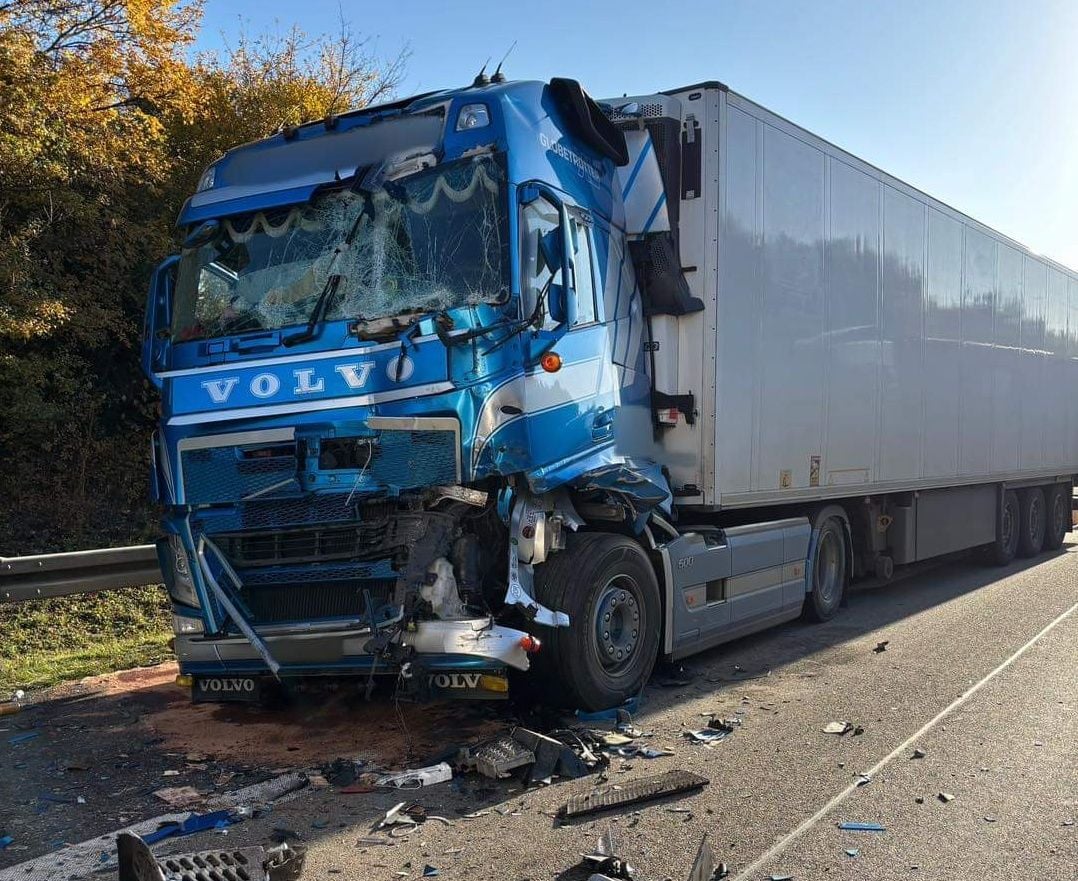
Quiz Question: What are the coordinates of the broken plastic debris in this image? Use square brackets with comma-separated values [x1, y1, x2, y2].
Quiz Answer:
[142, 810, 234, 845]
[855, 774, 871, 787]
[912, 748, 926, 759]
[423, 865, 439, 877]
[376, 762, 452, 789]
[378, 802, 418, 830]
[845, 849, 860, 857]
[837, 822, 885, 832]
[983, 816, 997, 823]
[7, 730, 40, 745]
[872, 641, 889, 653]
[0, 836, 12, 850]
[561, 769, 708, 819]
[769, 875, 793, 881]
[823, 722, 852, 735]
[581, 825, 636, 879]
[117, 832, 305, 881]
[938, 792, 955, 803]
[152, 786, 203, 808]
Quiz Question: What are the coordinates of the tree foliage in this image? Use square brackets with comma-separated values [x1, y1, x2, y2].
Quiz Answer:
[0, 0, 405, 551]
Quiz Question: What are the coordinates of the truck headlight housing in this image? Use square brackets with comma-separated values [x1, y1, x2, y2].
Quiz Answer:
[172, 614, 204, 635]
[456, 103, 490, 131]
[164, 534, 200, 609]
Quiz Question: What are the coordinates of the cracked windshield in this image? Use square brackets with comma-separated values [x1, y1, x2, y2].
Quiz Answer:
[172, 155, 509, 341]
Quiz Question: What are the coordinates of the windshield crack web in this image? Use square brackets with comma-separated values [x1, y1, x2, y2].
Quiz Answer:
[173, 157, 508, 341]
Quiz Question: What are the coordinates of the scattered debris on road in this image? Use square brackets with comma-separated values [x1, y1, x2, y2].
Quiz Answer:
[116, 831, 306, 881]
[823, 721, 852, 735]
[152, 786, 203, 808]
[375, 762, 453, 789]
[938, 792, 955, 803]
[873, 641, 889, 653]
[912, 748, 926, 759]
[837, 822, 886, 832]
[845, 848, 860, 857]
[561, 769, 709, 819]
[581, 826, 636, 879]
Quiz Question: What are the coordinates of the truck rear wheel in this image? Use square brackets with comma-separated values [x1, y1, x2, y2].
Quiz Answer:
[1017, 487, 1046, 558]
[1043, 485, 1069, 551]
[531, 532, 661, 711]
[988, 490, 1020, 565]
[802, 516, 847, 622]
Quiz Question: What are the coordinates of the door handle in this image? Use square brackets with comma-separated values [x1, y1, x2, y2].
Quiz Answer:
[591, 408, 615, 441]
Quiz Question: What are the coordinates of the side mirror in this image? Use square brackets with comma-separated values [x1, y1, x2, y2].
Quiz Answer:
[183, 219, 220, 250]
[142, 256, 179, 389]
[546, 282, 576, 326]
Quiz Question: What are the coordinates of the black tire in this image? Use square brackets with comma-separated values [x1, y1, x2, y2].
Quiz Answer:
[802, 516, 847, 622]
[1043, 485, 1069, 551]
[530, 532, 661, 711]
[989, 490, 1020, 566]
[1017, 487, 1046, 558]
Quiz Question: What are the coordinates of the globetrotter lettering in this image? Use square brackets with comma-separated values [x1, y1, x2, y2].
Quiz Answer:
[199, 361, 376, 404]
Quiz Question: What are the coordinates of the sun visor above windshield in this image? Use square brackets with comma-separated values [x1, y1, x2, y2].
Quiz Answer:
[178, 113, 445, 226]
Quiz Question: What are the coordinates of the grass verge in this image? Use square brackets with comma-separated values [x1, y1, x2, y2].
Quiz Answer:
[0, 584, 173, 693]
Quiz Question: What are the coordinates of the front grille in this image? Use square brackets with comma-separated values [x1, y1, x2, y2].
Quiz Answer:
[219, 524, 388, 566]
[241, 578, 396, 624]
[181, 443, 300, 504]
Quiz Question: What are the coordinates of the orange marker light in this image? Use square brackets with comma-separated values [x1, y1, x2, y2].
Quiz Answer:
[539, 351, 562, 373]
[519, 634, 542, 653]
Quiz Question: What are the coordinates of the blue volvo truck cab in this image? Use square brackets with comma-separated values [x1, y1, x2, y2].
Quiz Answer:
[142, 78, 694, 709]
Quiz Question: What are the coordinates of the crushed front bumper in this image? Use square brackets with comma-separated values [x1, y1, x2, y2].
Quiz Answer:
[175, 617, 533, 700]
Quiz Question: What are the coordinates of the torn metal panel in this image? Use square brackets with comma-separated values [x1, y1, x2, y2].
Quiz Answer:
[116, 833, 306, 881]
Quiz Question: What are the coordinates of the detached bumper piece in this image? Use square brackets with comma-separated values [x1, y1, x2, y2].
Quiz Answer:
[560, 769, 709, 819]
[117, 832, 305, 881]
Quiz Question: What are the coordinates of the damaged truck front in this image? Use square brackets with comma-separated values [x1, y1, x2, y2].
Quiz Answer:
[142, 79, 673, 709]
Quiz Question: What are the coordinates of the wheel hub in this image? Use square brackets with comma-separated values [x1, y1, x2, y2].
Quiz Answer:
[594, 577, 641, 673]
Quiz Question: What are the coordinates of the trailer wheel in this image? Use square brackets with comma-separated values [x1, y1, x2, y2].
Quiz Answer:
[530, 532, 661, 711]
[802, 516, 847, 622]
[1043, 485, 1069, 551]
[988, 490, 1020, 565]
[1017, 487, 1046, 558]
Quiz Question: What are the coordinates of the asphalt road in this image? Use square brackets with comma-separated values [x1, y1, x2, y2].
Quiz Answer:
[2, 540, 1075, 881]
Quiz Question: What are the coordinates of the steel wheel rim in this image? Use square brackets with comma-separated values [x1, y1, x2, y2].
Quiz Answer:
[1029, 496, 1043, 543]
[1002, 501, 1015, 548]
[815, 529, 841, 606]
[1051, 494, 1066, 538]
[594, 575, 643, 674]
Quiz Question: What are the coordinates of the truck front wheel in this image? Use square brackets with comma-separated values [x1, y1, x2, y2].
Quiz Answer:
[531, 532, 661, 711]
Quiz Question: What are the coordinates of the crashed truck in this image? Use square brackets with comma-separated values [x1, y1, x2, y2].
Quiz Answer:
[142, 75, 1078, 709]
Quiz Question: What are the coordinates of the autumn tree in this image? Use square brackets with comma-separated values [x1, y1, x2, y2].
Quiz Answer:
[0, 0, 405, 551]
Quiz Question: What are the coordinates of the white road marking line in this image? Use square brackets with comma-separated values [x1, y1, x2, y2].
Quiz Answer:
[731, 597, 1078, 881]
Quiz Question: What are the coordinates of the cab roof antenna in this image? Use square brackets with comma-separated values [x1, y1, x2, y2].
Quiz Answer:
[472, 59, 491, 87]
[490, 41, 517, 83]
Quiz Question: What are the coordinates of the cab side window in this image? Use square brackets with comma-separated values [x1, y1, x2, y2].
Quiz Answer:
[521, 195, 564, 331]
[569, 214, 597, 325]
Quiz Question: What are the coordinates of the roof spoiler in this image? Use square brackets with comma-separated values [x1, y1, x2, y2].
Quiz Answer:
[548, 78, 629, 166]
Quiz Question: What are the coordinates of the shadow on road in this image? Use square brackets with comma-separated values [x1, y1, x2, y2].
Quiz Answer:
[0, 542, 1069, 870]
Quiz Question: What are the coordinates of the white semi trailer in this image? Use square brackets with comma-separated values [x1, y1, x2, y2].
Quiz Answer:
[606, 81, 1077, 662]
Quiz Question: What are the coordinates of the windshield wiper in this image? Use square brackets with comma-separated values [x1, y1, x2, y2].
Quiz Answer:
[282, 191, 372, 348]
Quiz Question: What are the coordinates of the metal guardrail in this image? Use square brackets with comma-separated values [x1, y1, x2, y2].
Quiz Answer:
[0, 545, 163, 604]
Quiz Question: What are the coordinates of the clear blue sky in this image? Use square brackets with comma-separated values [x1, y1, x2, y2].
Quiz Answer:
[195, 0, 1078, 268]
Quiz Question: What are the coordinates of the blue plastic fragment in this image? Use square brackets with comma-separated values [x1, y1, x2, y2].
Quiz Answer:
[423, 866, 439, 877]
[142, 810, 234, 845]
[7, 731, 40, 745]
[574, 695, 641, 723]
[837, 822, 885, 832]
[0, 836, 13, 850]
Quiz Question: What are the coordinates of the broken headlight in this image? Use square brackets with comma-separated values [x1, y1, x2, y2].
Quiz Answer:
[166, 534, 200, 609]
